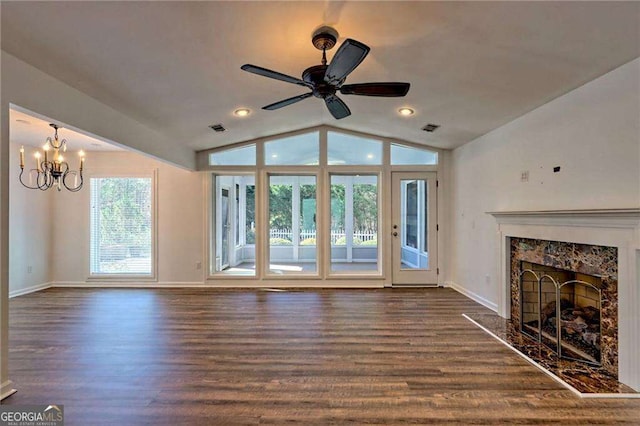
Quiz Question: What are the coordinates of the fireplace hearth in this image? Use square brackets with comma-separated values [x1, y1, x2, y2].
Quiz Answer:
[511, 238, 618, 378]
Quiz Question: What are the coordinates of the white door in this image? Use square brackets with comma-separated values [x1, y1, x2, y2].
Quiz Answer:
[391, 172, 438, 285]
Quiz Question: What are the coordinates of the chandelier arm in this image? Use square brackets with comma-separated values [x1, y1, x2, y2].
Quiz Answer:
[37, 161, 53, 190]
[18, 168, 41, 190]
[61, 163, 83, 192]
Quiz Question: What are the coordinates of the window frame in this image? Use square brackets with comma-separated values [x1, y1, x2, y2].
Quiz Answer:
[88, 170, 158, 281]
[199, 125, 441, 284]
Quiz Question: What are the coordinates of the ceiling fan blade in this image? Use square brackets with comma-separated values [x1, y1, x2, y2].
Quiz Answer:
[340, 82, 410, 97]
[241, 64, 311, 88]
[263, 92, 313, 110]
[325, 94, 351, 119]
[324, 39, 370, 85]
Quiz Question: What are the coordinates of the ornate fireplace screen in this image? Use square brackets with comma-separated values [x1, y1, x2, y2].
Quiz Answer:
[520, 262, 602, 366]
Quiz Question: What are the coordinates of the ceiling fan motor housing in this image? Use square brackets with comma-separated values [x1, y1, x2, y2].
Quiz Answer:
[303, 65, 338, 98]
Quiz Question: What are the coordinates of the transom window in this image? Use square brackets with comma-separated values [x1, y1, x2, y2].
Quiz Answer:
[206, 128, 437, 167]
[265, 132, 319, 165]
[327, 132, 382, 165]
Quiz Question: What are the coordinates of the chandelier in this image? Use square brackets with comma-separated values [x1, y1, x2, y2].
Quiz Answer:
[19, 124, 85, 192]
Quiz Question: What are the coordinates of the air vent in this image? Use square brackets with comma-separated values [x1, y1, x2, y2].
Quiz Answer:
[209, 123, 226, 132]
[422, 123, 440, 132]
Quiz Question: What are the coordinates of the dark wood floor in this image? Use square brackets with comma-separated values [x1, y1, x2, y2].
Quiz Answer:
[4, 288, 640, 424]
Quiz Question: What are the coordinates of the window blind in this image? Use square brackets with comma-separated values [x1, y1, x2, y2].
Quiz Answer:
[90, 177, 153, 275]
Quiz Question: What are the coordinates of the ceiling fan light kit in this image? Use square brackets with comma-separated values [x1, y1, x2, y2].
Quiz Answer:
[241, 26, 410, 120]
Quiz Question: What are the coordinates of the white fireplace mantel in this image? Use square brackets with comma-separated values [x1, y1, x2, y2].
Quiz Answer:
[488, 208, 640, 391]
[488, 208, 640, 229]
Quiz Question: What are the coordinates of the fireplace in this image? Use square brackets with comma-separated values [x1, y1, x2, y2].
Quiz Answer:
[487, 208, 640, 392]
[520, 262, 602, 365]
[511, 238, 618, 377]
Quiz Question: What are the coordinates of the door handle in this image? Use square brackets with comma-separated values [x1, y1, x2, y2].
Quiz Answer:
[392, 232, 398, 237]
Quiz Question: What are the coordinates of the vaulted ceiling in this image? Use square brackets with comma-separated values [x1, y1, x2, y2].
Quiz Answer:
[2, 1, 639, 154]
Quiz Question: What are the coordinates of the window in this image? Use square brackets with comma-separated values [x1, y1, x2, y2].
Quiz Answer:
[400, 178, 429, 269]
[212, 174, 255, 276]
[268, 175, 317, 274]
[201, 127, 440, 282]
[235, 183, 240, 246]
[328, 132, 382, 165]
[90, 176, 155, 276]
[209, 144, 256, 166]
[330, 175, 379, 273]
[265, 132, 319, 165]
[391, 143, 438, 165]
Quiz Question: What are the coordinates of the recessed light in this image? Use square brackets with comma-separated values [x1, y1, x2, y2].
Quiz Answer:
[234, 108, 251, 117]
[271, 154, 278, 158]
[398, 107, 414, 116]
[366, 153, 374, 159]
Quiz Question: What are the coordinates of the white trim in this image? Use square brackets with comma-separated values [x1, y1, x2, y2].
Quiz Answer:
[9, 282, 52, 298]
[0, 380, 17, 401]
[52, 280, 387, 288]
[463, 314, 640, 399]
[52, 281, 206, 288]
[487, 208, 640, 229]
[204, 279, 386, 288]
[447, 281, 498, 312]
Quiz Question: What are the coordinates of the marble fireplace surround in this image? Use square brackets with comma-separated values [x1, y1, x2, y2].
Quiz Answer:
[489, 209, 640, 392]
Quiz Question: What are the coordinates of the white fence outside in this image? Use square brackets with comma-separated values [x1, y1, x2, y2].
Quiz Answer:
[269, 228, 377, 245]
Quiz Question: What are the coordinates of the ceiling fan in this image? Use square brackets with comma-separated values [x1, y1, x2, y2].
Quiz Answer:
[241, 26, 410, 120]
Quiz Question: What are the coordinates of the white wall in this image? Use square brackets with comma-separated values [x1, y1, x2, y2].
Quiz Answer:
[8, 142, 52, 296]
[51, 151, 205, 285]
[449, 58, 640, 305]
[1, 47, 200, 398]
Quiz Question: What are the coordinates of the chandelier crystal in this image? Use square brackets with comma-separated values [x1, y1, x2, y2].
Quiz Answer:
[19, 123, 85, 192]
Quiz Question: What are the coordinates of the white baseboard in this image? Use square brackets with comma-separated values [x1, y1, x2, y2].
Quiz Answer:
[15, 281, 388, 291]
[9, 282, 52, 298]
[0, 380, 17, 400]
[51, 281, 207, 288]
[446, 281, 498, 312]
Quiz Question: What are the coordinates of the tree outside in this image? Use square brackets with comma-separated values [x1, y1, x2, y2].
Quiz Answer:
[92, 177, 152, 273]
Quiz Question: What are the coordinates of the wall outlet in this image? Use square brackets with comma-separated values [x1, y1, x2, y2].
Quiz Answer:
[27, 265, 32, 274]
[485, 274, 490, 285]
[520, 171, 529, 182]
[195, 262, 202, 270]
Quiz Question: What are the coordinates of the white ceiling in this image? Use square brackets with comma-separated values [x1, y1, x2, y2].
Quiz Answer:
[10, 108, 124, 152]
[2, 2, 639, 155]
